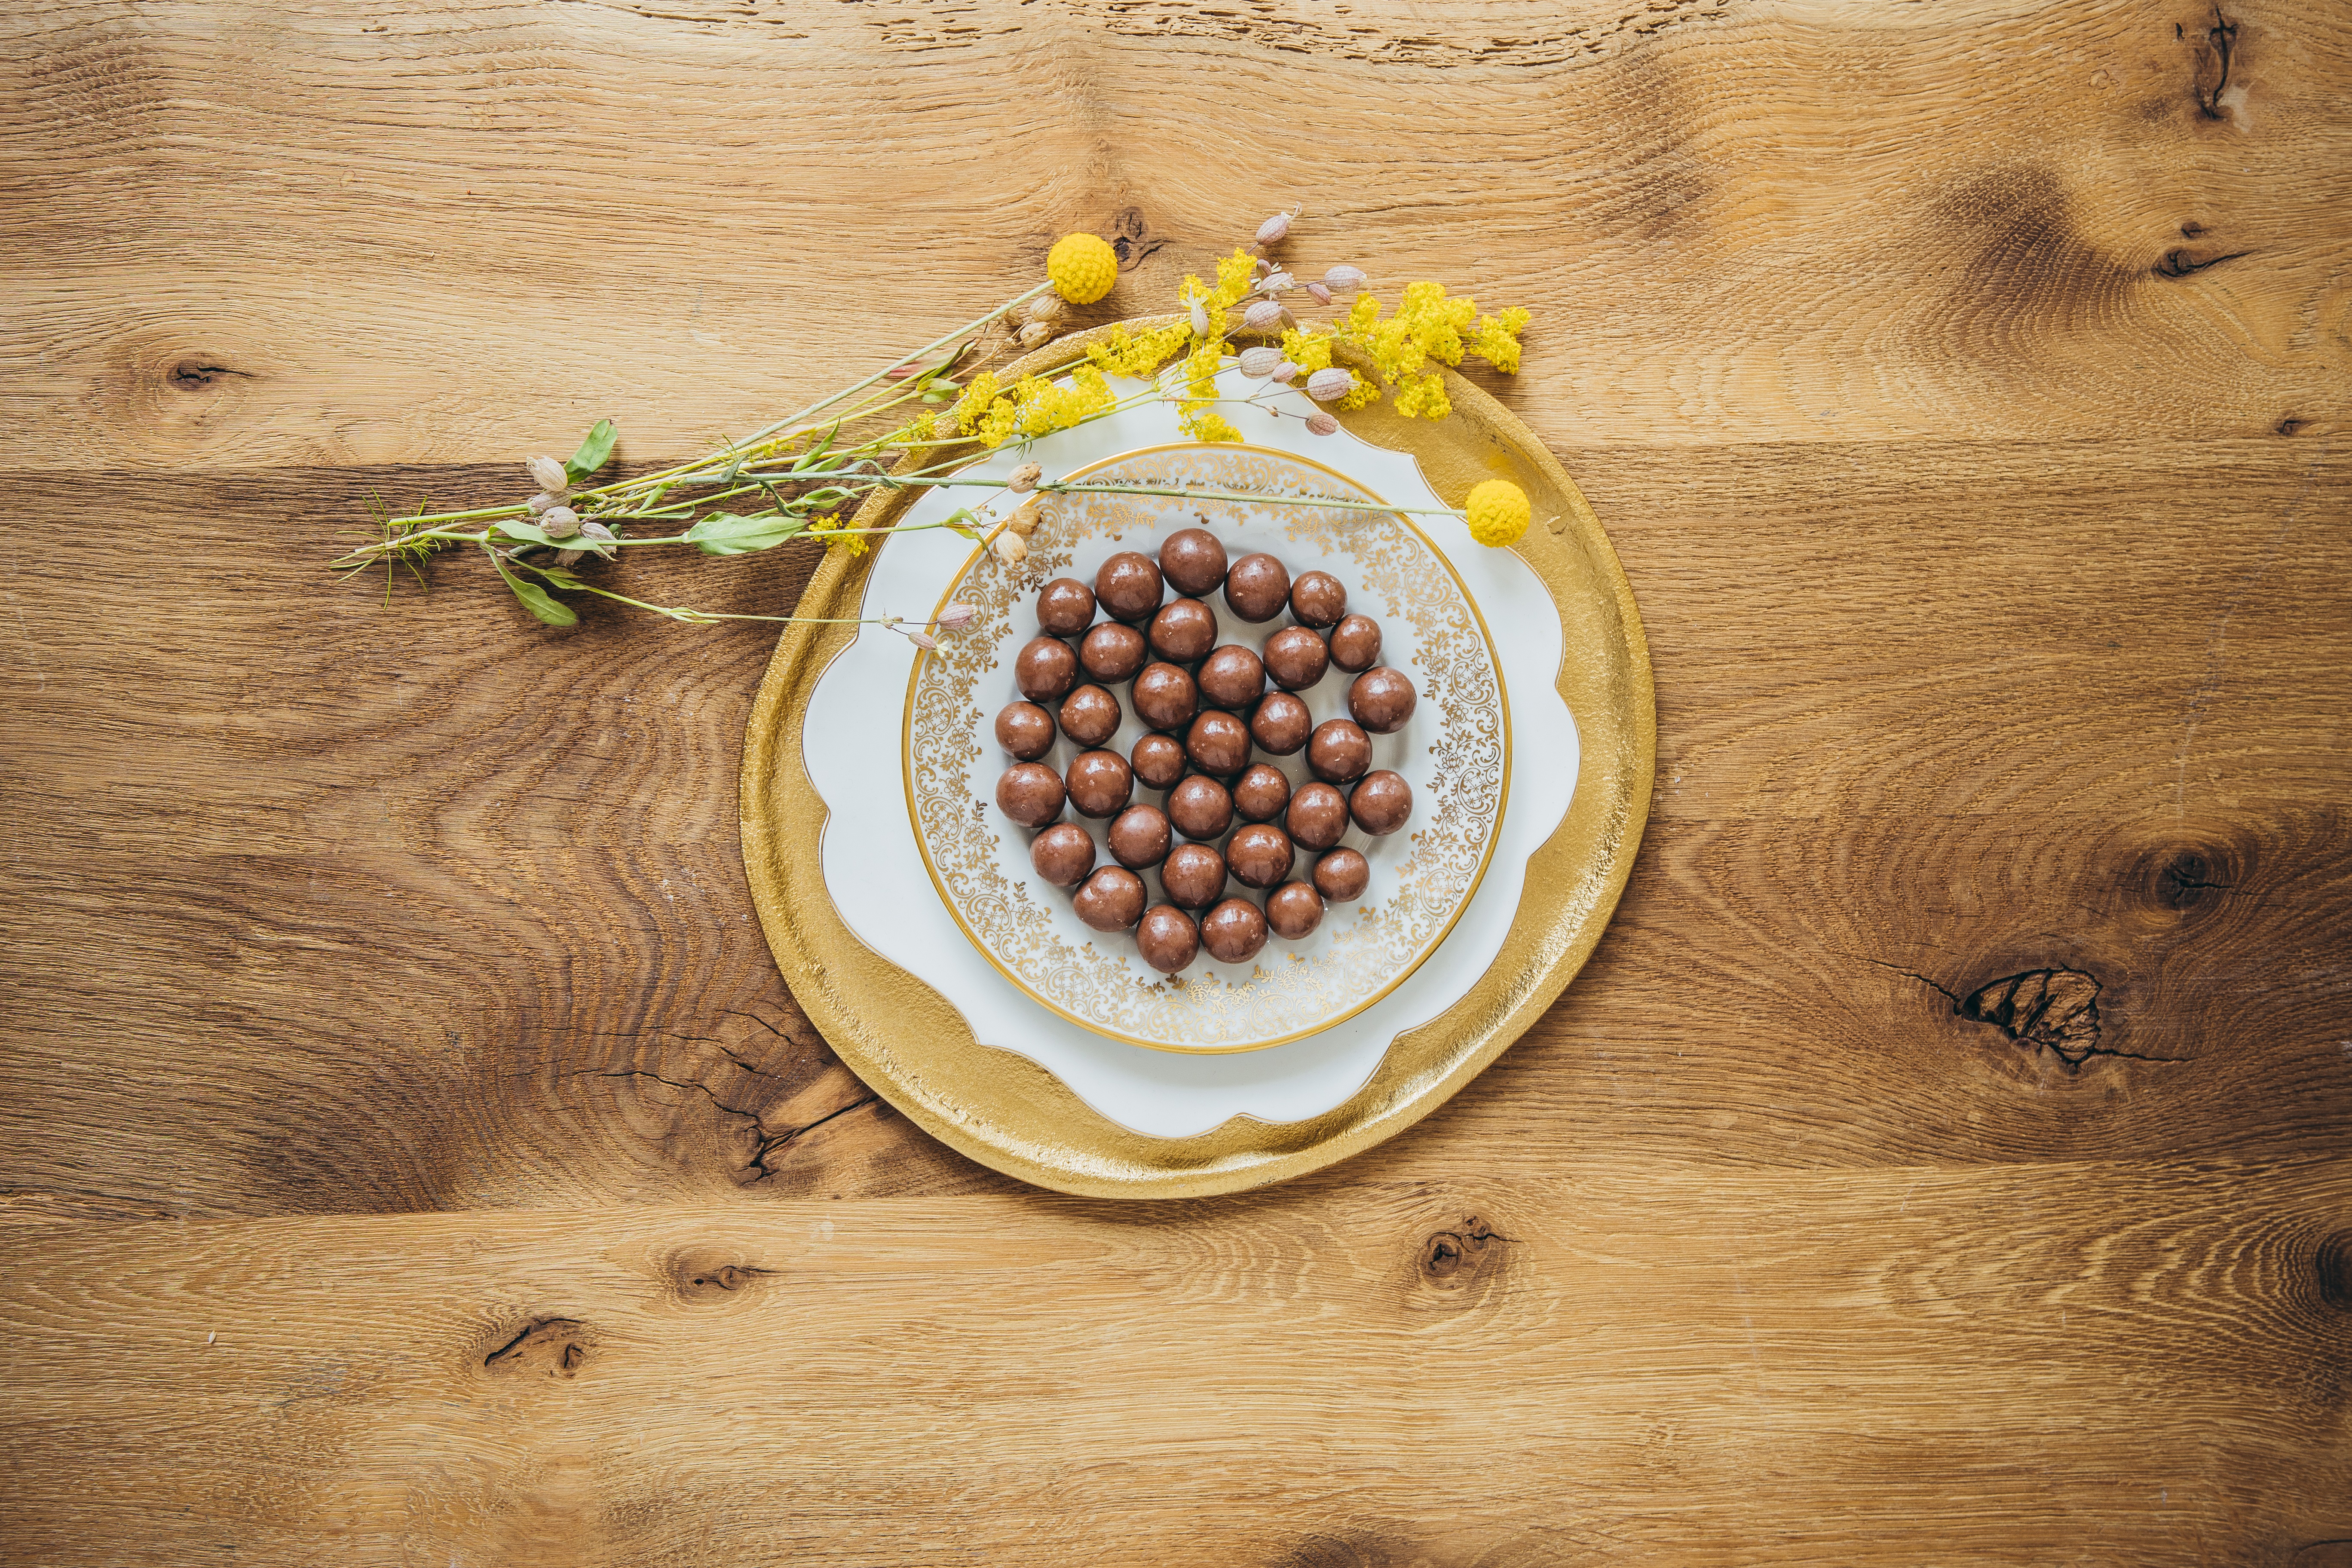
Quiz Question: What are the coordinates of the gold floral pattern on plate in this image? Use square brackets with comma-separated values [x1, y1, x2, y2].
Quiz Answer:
[904, 445, 1507, 1053]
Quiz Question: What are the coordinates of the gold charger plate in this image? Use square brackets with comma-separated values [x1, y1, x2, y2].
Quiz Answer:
[740, 321, 1655, 1198]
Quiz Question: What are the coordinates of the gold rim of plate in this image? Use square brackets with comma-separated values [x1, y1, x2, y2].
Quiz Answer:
[740, 318, 1656, 1199]
[901, 440, 1512, 1054]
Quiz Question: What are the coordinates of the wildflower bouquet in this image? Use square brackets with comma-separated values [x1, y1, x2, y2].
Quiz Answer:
[335, 211, 1538, 638]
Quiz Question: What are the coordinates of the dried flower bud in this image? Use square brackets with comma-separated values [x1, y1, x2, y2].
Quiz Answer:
[1017, 320, 1052, 349]
[1237, 346, 1285, 378]
[539, 505, 582, 539]
[1324, 264, 1367, 291]
[1306, 282, 1332, 306]
[576, 519, 618, 558]
[1306, 368, 1356, 403]
[555, 547, 586, 567]
[1006, 497, 1043, 537]
[1242, 300, 1285, 331]
[992, 530, 1029, 567]
[1189, 299, 1210, 337]
[1306, 411, 1340, 436]
[1260, 270, 1295, 294]
[1026, 295, 1064, 323]
[527, 490, 564, 514]
[1255, 211, 1292, 245]
[900, 626, 939, 651]
[935, 602, 978, 633]
[1272, 361, 1299, 383]
[1008, 462, 1043, 493]
[526, 455, 569, 493]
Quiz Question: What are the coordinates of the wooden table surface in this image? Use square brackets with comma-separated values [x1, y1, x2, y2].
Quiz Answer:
[6, 0, 2350, 1562]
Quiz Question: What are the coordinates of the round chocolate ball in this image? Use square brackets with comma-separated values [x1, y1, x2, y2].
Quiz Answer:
[1306, 718, 1372, 784]
[1073, 866, 1147, 932]
[995, 701, 1056, 761]
[1232, 762, 1292, 824]
[1350, 769, 1412, 835]
[1226, 823, 1295, 890]
[1107, 803, 1173, 870]
[1160, 844, 1227, 909]
[1262, 625, 1330, 692]
[1065, 749, 1134, 818]
[1327, 613, 1383, 674]
[1167, 775, 1234, 841]
[996, 762, 1066, 828]
[1036, 578, 1096, 638]
[1059, 683, 1121, 748]
[1014, 636, 1077, 703]
[1159, 528, 1230, 598]
[1285, 782, 1350, 850]
[1313, 847, 1370, 903]
[1250, 691, 1312, 756]
[1136, 904, 1201, 975]
[1029, 823, 1095, 888]
[1131, 732, 1187, 790]
[1197, 645, 1266, 710]
[1200, 897, 1270, 965]
[1289, 570, 1348, 628]
[1186, 710, 1252, 776]
[1149, 598, 1217, 664]
[1348, 667, 1418, 735]
[1131, 662, 1200, 732]
[1223, 552, 1291, 624]
[1266, 880, 1325, 940]
[1094, 551, 1164, 623]
[1079, 621, 1147, 684]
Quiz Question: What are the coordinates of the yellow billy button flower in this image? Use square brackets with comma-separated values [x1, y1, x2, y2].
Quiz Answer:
[1047, 233, 1118, 304]
[1464, 480, 1532, 548]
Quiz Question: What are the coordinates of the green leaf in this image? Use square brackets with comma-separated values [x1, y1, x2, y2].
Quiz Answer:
[493, 519, 565, 548]
[563, 419, 618, 482]
[488, 553, 579, 626]
[683, 511, 805, 557]
[943, 508, 984, 542]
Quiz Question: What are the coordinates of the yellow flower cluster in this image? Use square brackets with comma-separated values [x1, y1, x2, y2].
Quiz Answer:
[1292, 283, 1529, 421]
[936, 364, 1120, 450]
[1165, 249, 1263, 442]
[1086, 320, 1191, 380]
[807, 511, 868, 556]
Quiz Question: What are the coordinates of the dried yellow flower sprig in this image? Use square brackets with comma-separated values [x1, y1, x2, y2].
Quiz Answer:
[336, 211, 1538, 628]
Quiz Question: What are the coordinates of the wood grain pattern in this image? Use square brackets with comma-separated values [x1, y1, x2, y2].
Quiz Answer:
[3, 0, 2349, 1559]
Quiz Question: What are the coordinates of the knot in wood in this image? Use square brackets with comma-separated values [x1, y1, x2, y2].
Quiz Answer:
[676, 1260, 774, 1301]
[1412, 1214, 1508, 1307]
[2316, 1230, 2352, 1314]
[483, 1318, 591, 1378]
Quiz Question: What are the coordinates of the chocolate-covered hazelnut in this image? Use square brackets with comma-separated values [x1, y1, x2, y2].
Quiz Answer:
[1079, 621, 1147, 684]
[1223, 551, 1290, 624]
[1200, 897, 1269, 965]
[1226, 823, 1295, 890]
[1136, 904, 1201, 974]
[1197, 644, 1266, 710]
[1262, 625, 1330, 692]
[1306, 718, 1372, 783]
[1159, 528, 1229, 598]
[1348, 666, 1418, 734]
[1073, 866, 1147, 932]
[1160, 843, 1228, 909]
[1313, 847, 1370, 903]
[1167, 775, 1234, 841]
[1285, 782, 1350, 850]
[1131, 732, 1188, 790]
[1036, 578, 1096, 637]
[1029, 823, 1096, 887]
[1094, 551, 1164, 623]
[1266, 880, 1325, 940]
[1149, 598, 1217, 663]
[1014, 636, 1077, 703]
[1059, 683, 1121, 748]
[1131, 662, 1200, 732]
[1350, 769, 1412, 835]
[1250, 691, 1311, 756]
[1289, 570, 1348, 628]
[1327, 613, 1382, 674]
[996, 762, 1066, 828]
[995, 701, 1056, 760]
[1065, 749, 1134, 818]
[1186, 710, 1252, 776]
[1107, 803, 1173, 870]
[1232, 762, 1292, 823]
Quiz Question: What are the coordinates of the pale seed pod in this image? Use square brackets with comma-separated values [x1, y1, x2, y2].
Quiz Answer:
[901, 626, 940, 651]
[526, 455, 569, 493]
[1306, 411, 1340, 436]
[527, 490, 564, 514]
[1306, 368, 1355, 403]
[1255, 211, 1292, 245]
[935, 602, 979, 633]
[1008, 462, 1043, 493]
[1188, 299, 1210, 337]
[992, 529, 1029, 566]
[576, 519, 618, 558]
[1017, 320, 1052, 349]
[1272, 361, 1299, 383]
[1006, 497, 1042, 537]
[539, 505, 582, 539]
[1306, 282, 1333, 305]
[1026, 295, 1064, 323]
[556, 547, 586, 567]
[1242, 300, 1285, 331]
[1324, 264, 1367, 290]
[1237, 346, 1284, 378]
[1260, 270, 1295, 294]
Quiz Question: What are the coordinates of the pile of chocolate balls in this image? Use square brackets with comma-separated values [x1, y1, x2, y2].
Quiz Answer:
[992, 527, 1418, 976]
